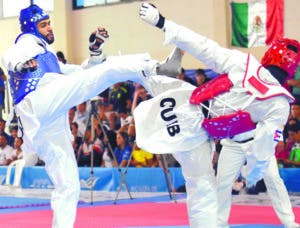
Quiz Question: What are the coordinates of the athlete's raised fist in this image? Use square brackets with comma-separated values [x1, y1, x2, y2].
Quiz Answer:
[139, 3, 165, 29]
[89, 27, 109, 56]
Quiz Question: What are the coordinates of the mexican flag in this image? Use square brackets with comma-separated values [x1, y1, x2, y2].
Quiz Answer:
[231, 0, 283, 48]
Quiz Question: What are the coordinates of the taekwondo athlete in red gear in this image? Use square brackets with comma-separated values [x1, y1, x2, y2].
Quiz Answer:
[138, 3, 300, 228]
[215, 38, 300, 228]
[2, 4, 159, 228]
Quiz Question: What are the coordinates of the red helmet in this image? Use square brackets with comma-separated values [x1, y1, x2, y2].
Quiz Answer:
[261, 38, 300, 79]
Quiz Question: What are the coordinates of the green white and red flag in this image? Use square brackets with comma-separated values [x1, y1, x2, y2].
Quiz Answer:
[231, 0, 284, 47]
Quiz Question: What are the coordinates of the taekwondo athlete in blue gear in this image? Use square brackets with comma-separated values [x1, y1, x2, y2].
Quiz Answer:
[2, 4, 159, 228]
[9, 5, 60, 105]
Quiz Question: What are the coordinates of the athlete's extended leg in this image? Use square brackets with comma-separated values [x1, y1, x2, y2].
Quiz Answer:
[264, 156, 299, 228]
[173, 140, 217, 228]
[217, 139, 250, 228]
[37, 114, 80, 228]
[33, 53, 157, 121]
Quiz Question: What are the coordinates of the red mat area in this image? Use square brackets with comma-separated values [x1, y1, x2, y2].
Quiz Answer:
[229, 205, 300, 225]
[0, 203, 299, 227]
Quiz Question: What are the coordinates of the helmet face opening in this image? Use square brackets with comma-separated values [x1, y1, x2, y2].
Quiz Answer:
[265, 65, 288, 85]
[287, 44, 298, 54]
[19, 4, 50, 42]
[261, 38, 300, 80]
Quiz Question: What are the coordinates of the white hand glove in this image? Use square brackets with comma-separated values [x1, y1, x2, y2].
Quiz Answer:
[139, 3, 165, 29]
[246, 160, 269, 188]
[89, 27, 109, 56]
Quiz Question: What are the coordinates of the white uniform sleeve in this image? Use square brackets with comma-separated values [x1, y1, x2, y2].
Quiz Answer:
[2, 34, 45, 72]
[163, 20, 248, 75]
[59, 62, 83, 75]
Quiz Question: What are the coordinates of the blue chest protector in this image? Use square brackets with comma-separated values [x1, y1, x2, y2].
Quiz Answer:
[9, 50, 61, 105]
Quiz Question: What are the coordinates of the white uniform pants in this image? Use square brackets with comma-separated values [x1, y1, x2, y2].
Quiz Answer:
[217, 139, 296, 228]
[15, 54, 155, 228]
[173, 140, 217, 228]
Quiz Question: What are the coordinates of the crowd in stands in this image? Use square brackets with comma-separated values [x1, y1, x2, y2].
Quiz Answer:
[1, 61, 300, 172]
[276, 62, 300, 168]
[69, 79, 181, 169]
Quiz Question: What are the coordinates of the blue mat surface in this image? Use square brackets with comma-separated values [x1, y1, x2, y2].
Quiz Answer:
[0, 196, 50, 209]
[0, 192, 184, 213]
[79, 193, 184, 207]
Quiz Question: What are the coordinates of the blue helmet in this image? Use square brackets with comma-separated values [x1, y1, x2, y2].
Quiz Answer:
[19, 4, 49, 41]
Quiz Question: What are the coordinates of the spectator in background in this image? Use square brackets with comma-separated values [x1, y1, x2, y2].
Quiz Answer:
[10, 126, 19, 143]
[290, 102, 300, 123]
[177, 67, 197, 86]
[130, 142, 154, 167]
[74, 102, 90, 130]
[0, 68, 6, 119]
[98, 88, 110, 107]
[281, 121, 300, 167]
[114, 131, 132, 167]
[130, 84, 151, 148]
[117, 107, 133, 133]
[0, 134, 14, 165]
[276, 140, 293, 166]
[70, 122, 83, 155]
[13, 135, 38, 166]
[77, 126, 103, 167]
[10, 137, 24, 162]
[287, 62, 300, 103]
[108, 82, 132, 113]
[106, 82, 133, 131]
[95, 122, 116, 168]
[276, 118, 300, 166]
[56, 51, 67, 64]
[0, 118, 13, 147]
[131, 84, 152, 112]
[69, 107, 85, 138]
[127, 118, 136, 147]
[194, 68, 209, 86]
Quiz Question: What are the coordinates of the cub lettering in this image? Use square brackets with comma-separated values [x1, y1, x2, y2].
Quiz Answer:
[160, 97, 180, 136]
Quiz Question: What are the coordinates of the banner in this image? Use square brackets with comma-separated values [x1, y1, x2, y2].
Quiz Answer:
[0, 166, 185, 192]
[231, 0, 283, 47]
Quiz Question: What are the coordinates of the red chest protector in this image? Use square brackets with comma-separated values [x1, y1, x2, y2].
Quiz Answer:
[189, 74, 256, 139]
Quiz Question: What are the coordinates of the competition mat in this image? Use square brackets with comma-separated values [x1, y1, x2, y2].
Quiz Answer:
[0, 186, 299, 227]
